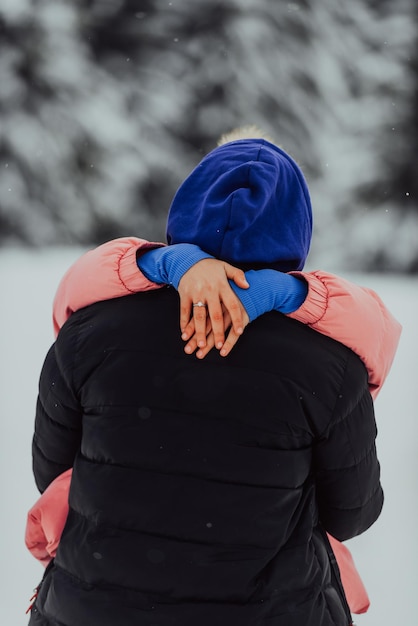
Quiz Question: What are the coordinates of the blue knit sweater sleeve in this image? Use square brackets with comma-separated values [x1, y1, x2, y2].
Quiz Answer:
[138, 247, 307, 320]
[229, 270, 308, 322]
[137, 244, 213, 289]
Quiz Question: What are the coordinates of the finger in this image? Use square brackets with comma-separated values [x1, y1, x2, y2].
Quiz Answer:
[184, 318, 212, 355]
[220, 311, 249, 357]
[218, 264, 248, 337]
[219, 328, 241, 357]
[180, 298, 193, 335]
[223, 263, 249, 289]
[205, 300, 226, 350]
[184, 336, 198, 355]
[192, 302, 209, 348]
[181, 317, 195, 342]
[195, 331, 216, 359]
[220, 292, 245, 338]
[196, 307, 238, 359]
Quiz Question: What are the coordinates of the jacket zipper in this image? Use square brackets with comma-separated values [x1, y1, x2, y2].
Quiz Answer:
[319, 525, 353, 625]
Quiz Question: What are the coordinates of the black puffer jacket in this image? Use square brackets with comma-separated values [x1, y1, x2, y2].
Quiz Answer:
[30, 287, 383, 626]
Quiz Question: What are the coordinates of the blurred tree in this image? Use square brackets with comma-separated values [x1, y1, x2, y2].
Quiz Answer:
[357, 0, 418, 272]
[0, 0, 416, 272]
[308, 0, 418, 272]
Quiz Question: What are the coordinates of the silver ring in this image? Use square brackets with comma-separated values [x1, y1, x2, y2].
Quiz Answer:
[193, 301, 207, 308]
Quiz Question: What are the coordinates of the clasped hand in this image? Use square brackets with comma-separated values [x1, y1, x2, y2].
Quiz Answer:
[177, 258, 250, 359]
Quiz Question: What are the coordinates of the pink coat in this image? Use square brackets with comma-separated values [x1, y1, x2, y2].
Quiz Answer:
[27, 237, 402, 615]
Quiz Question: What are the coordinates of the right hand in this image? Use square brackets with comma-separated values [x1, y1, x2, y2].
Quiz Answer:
[177, 258, 249, 353]
[184, 305, 250, 359]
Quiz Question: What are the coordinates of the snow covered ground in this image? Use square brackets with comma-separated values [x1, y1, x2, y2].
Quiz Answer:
[1, 247, 417, 625]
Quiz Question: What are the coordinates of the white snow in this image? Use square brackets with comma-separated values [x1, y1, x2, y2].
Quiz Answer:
[0, 247, 416, 625]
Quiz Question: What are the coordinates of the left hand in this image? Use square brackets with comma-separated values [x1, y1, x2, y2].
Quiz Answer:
[178, 258, 249, 351]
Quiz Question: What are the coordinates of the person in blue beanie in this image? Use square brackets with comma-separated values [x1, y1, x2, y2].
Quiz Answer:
[50, 125, 399, 371]
[136, 128, 312, 351]
[29, 127, 387, 626]
[167, 140, 312, 272]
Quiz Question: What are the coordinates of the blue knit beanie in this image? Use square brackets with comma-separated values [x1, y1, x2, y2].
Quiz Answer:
[166, 139, 312, 271]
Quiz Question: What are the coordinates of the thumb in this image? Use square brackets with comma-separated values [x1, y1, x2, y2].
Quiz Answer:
[224, 263, 249, 289]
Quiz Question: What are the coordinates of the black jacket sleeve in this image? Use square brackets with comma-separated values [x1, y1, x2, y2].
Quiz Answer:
[32, 341, 82, 493]
[314, 351, 384, 542]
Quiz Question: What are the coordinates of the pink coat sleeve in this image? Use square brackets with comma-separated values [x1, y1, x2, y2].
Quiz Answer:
[288, 271, 402, 399]
[25, 469, 72, 566]
[53, 237, 165, 337]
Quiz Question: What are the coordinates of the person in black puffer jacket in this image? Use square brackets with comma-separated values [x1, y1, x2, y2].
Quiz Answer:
[29, 134, 383, 626]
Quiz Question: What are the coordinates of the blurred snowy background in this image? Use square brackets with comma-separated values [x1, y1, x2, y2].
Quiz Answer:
[0, 0, 417, 272]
